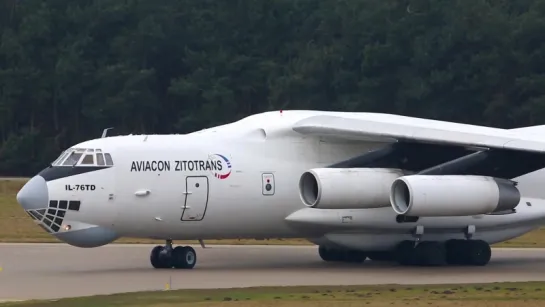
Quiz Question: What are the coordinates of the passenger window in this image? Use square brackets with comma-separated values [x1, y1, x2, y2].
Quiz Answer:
[96, 153, 105, 166]
[62, 152, 83, 166]
[104, 153, 114, 166]
[81, 154, 94, 165]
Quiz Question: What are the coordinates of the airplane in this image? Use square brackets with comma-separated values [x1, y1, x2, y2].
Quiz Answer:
[15, 110, 545, 269]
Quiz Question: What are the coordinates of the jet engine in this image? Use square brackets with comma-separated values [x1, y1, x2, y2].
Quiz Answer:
[390, 175, 521, 216]
[299, 168, 404, 209]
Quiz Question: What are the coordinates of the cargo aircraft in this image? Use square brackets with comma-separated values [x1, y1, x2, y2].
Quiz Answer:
[15, 110, 545, 269]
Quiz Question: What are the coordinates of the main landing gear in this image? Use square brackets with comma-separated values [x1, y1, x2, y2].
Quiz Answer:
[319, 239, 491, 267]
[318, 226, 492, 267]
[150, 240, 197, 269]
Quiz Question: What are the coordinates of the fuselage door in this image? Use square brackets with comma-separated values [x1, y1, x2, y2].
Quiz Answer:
[181, 176, 209, 221]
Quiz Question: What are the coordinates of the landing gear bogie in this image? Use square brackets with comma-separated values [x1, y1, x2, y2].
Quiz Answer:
[318, 238, 492, 267]
[150, 241, 197, 269]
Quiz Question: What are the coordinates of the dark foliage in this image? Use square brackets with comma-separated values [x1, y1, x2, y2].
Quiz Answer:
[2, 0, 545, 175]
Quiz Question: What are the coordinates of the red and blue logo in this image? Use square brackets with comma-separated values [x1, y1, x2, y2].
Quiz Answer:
[209, 154, 232, 179]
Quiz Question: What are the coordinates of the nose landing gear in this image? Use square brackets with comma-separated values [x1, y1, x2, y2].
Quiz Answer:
[150, 240, 197, 269]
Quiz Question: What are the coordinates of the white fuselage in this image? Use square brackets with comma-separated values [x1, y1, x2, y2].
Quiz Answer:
[23, 110, 545, 250]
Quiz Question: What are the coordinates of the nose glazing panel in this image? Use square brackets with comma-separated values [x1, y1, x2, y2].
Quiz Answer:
[17, 176, 83, 234]
[24, 200, 81, 234]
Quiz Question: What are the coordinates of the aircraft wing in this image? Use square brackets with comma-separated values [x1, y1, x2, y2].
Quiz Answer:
[292, 115, 545, 179]
[293, 115, 545, 153]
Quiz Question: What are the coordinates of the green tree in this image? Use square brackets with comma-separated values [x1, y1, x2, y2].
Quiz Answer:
[1, 0, 545, 175]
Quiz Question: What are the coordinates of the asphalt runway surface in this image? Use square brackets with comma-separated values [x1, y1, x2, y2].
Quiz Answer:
[1, 244, 545, 301]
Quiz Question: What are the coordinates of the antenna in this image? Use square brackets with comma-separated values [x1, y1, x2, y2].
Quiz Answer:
[101, 127, 114, 138]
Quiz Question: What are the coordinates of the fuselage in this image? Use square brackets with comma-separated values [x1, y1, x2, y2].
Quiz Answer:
[16, 110, 545, 250]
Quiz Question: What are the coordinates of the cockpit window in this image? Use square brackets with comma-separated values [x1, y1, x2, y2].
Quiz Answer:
[96, 153, 105, 166]
[52, 148, 114, 167]
[52, 151, 68, 165]
[62, 152, 83, 166]
[81, 154, 94, 165]
[104, 153, 114, 166]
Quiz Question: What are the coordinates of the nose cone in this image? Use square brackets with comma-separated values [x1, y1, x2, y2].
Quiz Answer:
[16, 175, 49, 210]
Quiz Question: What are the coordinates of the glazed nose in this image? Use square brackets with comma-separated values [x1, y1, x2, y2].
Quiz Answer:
[16, 175, 49, 210]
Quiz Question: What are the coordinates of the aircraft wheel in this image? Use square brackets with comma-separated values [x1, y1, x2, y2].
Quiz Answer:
[319, 246, 332, 261]
[367, 251, 394, 261]
[414, 241, 446, 266]
[445, 239, 491, 266]
[395, 240, 416, 266]
[445, 239, 467, 265]
[319, 246, 343, 262]
[319, 246, 365, 263]
[172, 246, 197, 269]
[466, 240, 491, 266]
[150, 245, 170, 269]
[342, 250, 367, 263]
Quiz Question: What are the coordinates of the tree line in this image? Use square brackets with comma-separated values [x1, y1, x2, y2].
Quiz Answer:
[1, 0, 545, 176]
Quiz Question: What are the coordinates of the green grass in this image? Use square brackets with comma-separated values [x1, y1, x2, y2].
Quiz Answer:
[3, 282, 545, 306]
[1, 178, 545, 247]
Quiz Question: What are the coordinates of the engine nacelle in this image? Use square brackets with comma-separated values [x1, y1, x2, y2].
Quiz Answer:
[390, 175, 521, 216]
[299, 168, 404, 209]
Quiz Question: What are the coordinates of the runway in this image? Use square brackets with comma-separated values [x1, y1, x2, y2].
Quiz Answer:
[1, 244, 545, 301]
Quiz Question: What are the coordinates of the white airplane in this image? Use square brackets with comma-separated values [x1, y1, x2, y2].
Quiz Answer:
[15, 110, 545, 269]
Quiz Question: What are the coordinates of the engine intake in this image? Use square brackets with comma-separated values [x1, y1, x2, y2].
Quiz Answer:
[390, 175, 520, 216]
[299, 168, 404, 209]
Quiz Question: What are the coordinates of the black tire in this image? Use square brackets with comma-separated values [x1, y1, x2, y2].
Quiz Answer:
[150, 245, 167, 269]
[367, 251, 394, 262]
[467, 240, 491, 266]
[330, 249, 344, 261]
[172, 246, 186, 269]
[415, 241, 446, 266]
[173, 246, 197, 269]
[343, 250, 367, 263]
[395, 240, 415, 266]
[445, 239, 461, 265]
[318, 246, 335, 262]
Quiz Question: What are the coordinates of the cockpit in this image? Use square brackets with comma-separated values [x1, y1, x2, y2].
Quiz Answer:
[51, 148, 114, 167]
